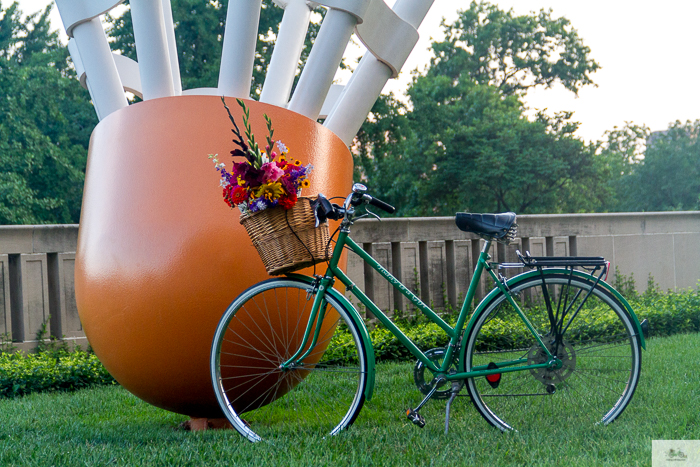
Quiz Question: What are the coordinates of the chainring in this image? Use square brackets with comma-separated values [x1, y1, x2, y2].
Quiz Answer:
[413, 348, 463, 400]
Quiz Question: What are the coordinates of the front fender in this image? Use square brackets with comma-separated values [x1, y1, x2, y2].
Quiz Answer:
[466, 268, 646, 350]
[285, 273, 376, 400]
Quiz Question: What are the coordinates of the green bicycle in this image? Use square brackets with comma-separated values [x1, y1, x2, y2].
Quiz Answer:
[210, 184, 646, 442]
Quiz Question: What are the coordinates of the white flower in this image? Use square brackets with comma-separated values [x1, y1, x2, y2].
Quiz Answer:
[219, 179, 230, 188]
[261, 152, 269, 164]
[216, 163, 225, 170]
[276, 140, 288, 154]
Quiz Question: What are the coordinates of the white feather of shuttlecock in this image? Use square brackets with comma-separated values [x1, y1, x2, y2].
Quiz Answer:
[53, 0, 434, 145]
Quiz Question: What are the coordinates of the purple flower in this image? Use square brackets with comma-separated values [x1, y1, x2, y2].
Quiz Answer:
[248, 197, 270, 213]
[233, 162, 265, 186]
[280, 176, 295, 195]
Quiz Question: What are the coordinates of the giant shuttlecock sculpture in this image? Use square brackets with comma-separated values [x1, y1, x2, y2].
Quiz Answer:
[54, 0, 433, 419]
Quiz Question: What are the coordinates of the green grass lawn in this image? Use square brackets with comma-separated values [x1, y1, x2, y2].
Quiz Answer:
[1, 333, 698, 466]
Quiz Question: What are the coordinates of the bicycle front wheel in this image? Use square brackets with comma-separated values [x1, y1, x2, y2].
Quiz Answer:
[463, 272, 642, 431]
[210, 278, 369, 442]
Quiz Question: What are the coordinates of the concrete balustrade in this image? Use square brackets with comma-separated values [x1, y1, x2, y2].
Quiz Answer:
[1, 211, 698, 348]
[0, 225, 83, 351]
[345, 211, 700, 317]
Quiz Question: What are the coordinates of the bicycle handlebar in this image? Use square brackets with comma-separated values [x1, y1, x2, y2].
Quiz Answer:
[313, 188, 395, 225]
[365, 195, 396, 214]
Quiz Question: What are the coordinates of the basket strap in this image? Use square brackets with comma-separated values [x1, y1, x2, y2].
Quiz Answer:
[285, 208, 317, 262]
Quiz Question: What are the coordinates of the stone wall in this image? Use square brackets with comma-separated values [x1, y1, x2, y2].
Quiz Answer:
[1, 211, 698, 348]
[0, 225, 83, 350]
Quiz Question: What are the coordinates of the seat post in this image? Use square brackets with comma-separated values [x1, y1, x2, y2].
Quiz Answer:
[481, 238, 493, 255]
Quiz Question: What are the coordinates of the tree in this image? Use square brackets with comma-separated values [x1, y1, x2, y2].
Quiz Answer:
[633, 121, 700, 211]
[0, 2, 96, 224]
[595, 123, 649, 211]
[429, 1, 600, 96]
[357, 78, 600, 215]
[107, 0, 324, 96]
[596, 120, 700, 212]
[355, 1, 602, 215]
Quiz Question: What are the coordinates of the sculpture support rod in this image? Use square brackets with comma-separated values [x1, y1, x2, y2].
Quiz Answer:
[161, 0, 182, 95]
[324, 0, 435, 146]
[219, 0, 262, 98]
[260, 0, 311, 106]
[71, 18, 128, 119]
[324, 56, 391, 146]
[131, 0, 175, 99]
[392, 0, 434, 30]
[288, 9, 356, 120]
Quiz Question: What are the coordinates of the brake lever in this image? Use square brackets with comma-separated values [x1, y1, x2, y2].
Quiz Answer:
[365, 207, 381, 221]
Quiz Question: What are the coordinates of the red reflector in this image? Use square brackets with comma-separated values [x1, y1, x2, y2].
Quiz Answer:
[485, 362, 501, 388]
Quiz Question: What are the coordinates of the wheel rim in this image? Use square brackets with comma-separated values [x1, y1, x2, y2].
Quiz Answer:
[212, 281, 367, 441]
[465, 275, 641, 431]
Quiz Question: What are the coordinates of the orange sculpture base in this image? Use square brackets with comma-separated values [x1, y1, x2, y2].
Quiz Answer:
[76, 96, 353, 417]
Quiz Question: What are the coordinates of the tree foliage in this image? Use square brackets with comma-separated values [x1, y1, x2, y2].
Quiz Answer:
[430, 1, 599, 96]
[633, 121, 700, 211]
[597, 120, 700, 212]
[595, 123, 649, 211]
[355, 1, 601, 216]
[0, 2, 96, 224]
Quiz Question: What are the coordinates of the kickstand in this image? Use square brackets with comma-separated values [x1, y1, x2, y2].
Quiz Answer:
[444, 381, 461, 434]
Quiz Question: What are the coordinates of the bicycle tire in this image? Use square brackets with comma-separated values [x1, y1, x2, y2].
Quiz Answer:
[462, 272, 642, 431]
[210, 278, 369, 442]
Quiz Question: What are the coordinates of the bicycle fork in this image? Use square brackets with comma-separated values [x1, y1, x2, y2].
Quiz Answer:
[279, 276, 332, 369]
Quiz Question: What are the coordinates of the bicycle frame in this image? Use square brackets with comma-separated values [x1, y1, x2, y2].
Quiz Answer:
[283, 229, 557, 382]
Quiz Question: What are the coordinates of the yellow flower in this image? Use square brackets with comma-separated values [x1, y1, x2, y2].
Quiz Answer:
[293, 159, 302, 167]
[300, 179, 310, 188]
[278, 155, 287, 163]
[254, 182, 285, 201]
[237, 176, 246, 186]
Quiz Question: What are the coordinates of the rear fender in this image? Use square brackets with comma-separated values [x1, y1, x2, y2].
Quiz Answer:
[465, 268, 646, 350]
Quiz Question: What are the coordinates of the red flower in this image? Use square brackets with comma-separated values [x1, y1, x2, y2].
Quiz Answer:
[231, 186, 248, 204]
[278, 192, 297, 210]
[223, 185, 248, 208]
[223, 186, 236, 208]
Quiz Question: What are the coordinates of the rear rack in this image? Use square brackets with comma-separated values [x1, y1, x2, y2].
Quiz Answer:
[497, 250, 608, 271]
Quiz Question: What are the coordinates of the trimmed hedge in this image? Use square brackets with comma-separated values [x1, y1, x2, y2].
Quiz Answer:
[0, 350, 115, 398]
[1, 284, 696, 397]
[634, 289, 700, 337]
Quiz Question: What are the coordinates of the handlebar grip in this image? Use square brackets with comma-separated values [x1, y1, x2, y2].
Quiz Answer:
[368, 196, 396, 214]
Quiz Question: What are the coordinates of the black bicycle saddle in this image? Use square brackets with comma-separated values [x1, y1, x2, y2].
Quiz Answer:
[455, 212, 516, 239]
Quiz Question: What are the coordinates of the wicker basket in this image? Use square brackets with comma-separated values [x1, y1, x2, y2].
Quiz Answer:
[239, 197, 331, 276]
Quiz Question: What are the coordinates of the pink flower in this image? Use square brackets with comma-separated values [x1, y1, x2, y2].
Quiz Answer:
[261, 162, 284, 182]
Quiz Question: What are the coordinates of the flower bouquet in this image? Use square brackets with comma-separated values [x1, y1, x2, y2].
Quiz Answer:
[210, 97, 330, 275]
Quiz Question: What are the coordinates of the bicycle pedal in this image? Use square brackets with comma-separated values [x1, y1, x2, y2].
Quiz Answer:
[406, 408, 426, 428]
[485, 362, 501, 389]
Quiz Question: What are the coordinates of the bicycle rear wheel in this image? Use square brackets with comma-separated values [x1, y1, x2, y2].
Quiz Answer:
[463, 272, 642, 431]
[210, 278, 368, 442]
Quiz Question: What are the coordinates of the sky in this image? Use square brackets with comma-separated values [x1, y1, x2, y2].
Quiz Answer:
[11, 0, 700, 143]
